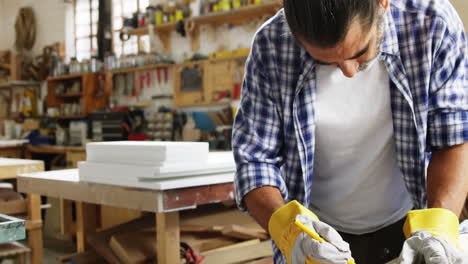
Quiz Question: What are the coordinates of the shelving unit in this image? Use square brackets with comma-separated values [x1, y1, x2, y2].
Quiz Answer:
[110, 63, 173, 75]
[191, 1, 281, 26]
[47, 73, 107, 118]
[0, 81, 41, 118]
[54, 115, 87, 120]
[126, 1, 281, 52]
[56, 92, 83, 98]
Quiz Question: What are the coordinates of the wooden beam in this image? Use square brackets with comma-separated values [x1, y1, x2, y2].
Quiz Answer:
[27, 194, 42, 264]
[202, 240, 273, 264]
[156, 211, 180, 264]
[76, 202, 98, 252]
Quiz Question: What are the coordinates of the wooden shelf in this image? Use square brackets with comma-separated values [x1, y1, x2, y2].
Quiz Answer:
[192, 1, 281, 26]
[110, 63, 174, 75]
[47, 74, 83, 82]
[56, 92, 83, 98]
[54, 115, 86, 120]
[126, 1, 280, 52]
[0, 81, 41, 89]
[128, 22, 178, 36]
[128, 2, 279, 37]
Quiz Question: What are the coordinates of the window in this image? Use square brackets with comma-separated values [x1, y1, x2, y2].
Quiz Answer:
[74, 0, 150, 60]
[74, 0, 99, 60]
[112, 0, 149, 56]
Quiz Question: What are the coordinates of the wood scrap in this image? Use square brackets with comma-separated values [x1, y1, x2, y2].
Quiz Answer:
[181, 233, 237, 252]
[201, 239, 260, 254]
[86, 214, 154, 264]
[180, 206, 263, 231]
[109, 230, 156, 264]
[201, 240, 273, 264]
[221, 224, 269, 240]
[180, 224, 223, 233]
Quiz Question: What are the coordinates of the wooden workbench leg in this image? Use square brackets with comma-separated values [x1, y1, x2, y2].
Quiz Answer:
[27, 194, 43, 264]
[75, 202, 98, 252]
[156, 211, 180, 264]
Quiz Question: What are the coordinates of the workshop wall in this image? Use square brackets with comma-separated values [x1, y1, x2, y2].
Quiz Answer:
[451, 0, 468, 30]
[0, 0, 465, 61]
[0, 0, 74, 57]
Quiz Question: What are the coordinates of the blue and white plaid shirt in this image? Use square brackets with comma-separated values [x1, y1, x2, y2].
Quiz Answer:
[232, 0, 468, 262]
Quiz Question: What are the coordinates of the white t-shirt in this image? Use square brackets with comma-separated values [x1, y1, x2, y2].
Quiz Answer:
[310, 58, 414, 234]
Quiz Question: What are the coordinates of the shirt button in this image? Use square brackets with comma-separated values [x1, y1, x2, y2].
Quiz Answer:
[379, 248, 391, 260]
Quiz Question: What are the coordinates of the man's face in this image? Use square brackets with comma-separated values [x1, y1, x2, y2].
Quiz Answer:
[301, 16, 384, 78]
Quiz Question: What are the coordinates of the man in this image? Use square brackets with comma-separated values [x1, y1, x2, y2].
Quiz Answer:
[232, 0, 468, 263]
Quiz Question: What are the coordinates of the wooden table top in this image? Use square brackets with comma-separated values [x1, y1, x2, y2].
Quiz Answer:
[17, 169, 234, 213]
[0, 158, 44, 180]
[25, 145, 85, 154]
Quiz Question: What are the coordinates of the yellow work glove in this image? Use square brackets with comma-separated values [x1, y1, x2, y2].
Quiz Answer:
[268, 200, 355, 264]
[397, 208, 468, 264]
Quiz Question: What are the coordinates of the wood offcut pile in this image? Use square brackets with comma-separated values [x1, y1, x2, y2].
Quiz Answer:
[58, 204, 273, 264]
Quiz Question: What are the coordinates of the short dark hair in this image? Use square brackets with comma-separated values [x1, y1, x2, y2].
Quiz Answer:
[284, 0, 379, 47]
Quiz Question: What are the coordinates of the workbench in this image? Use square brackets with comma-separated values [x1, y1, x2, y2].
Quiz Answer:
[0, 158, 44, 264]
[17, 169, 235, 264]
[24, 144, 86, 170]
[0, 140, 28, 159]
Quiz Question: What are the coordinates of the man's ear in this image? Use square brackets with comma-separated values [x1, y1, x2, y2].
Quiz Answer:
[379, 0, 390, 10]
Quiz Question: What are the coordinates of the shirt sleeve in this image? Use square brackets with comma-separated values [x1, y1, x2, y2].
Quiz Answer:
[232, 32, 288, 212]
[426, 16, 468, 151]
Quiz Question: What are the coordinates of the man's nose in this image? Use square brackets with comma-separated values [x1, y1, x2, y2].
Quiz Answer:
[339, 60, 360, 78]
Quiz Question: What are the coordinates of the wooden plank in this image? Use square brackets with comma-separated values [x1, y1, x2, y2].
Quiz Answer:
[47, 73, 83, 82]
[0, 242, 30, 257]
[156, 212, 180, 264]
[190, 2, 280, 26]
[221, 225, 269, 240]
[60, 199, 74, 235]
[87, 215, 154, 264]
[100, 205, 142, 229]
[110, 63, 173, 75]
[201, 240, 273, 264]
[17, 170, 160, 212]
[180, 224, 223, 233]
[0, 200, 27, 215]
[163, 183, 234, 211]
[18, 169, 236, 213]
[109, 230, 156, 264]
[27, 194, 42, 264]
[0, 159, 44, 180]
[201, 239, 260, 254]
[181, 234, 236, 252]
[76, 202, 98, 252]
[180, 205, 263, 231]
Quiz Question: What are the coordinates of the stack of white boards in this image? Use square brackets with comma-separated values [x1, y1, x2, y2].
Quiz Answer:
[78, 141, 236, 190]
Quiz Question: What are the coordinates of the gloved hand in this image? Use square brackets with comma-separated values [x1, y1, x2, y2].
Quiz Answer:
[268, 200, 355, 264]
[396, 208, 468, 264]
